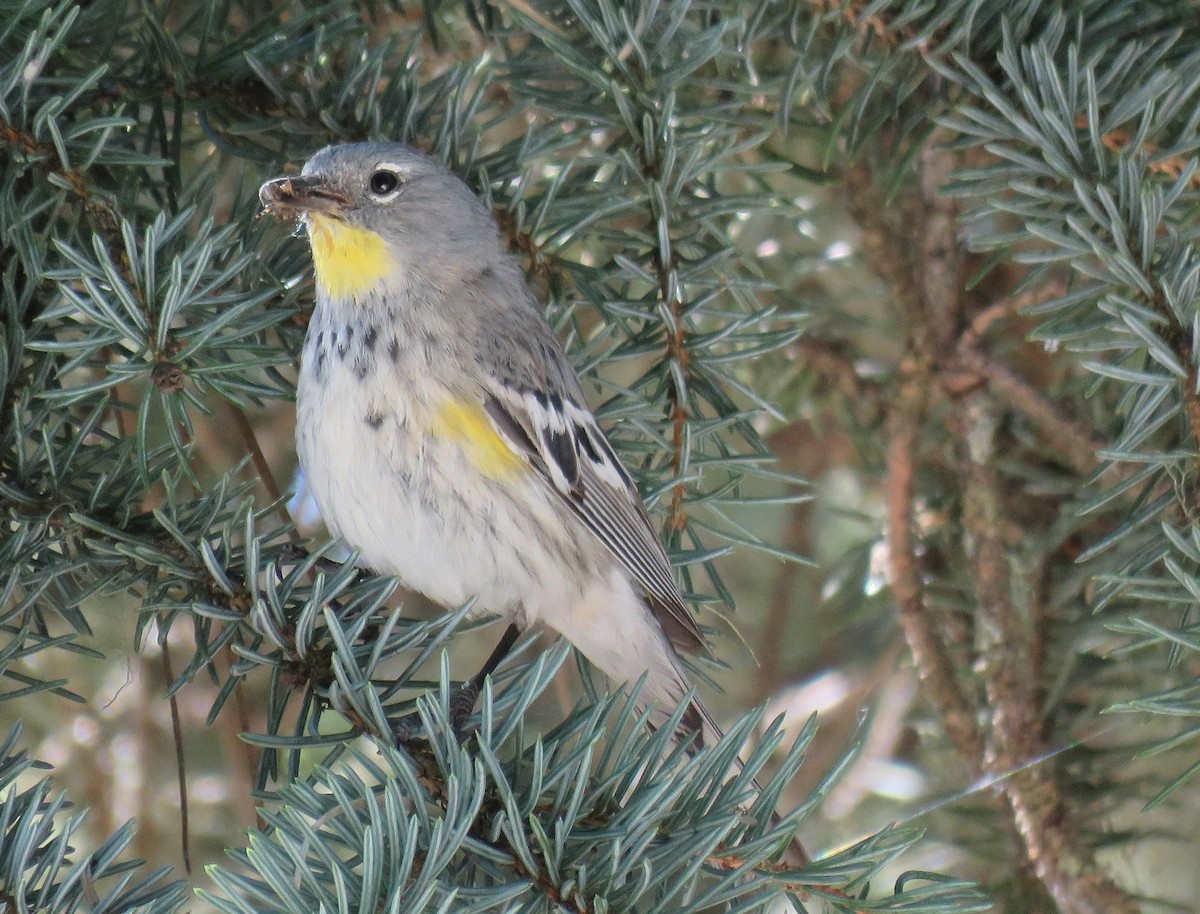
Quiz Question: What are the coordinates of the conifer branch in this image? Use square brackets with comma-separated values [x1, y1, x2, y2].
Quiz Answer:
[958, 396, 1140, 914]
[885, 377, 983, 760]
[856, 125, 1149, 909]
[0, 114, 130, 291]
[954, 345, 1104, 476]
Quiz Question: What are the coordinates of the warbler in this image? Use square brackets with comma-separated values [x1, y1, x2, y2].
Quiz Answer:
[259, 141, 718, 745]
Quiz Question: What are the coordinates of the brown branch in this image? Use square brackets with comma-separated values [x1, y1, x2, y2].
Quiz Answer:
[890, 138, 987, 756]
[848, 146, 1106, 483]
[951, 279, 1110, 478]
[850, 134, 986, 756]
[916, 141, 966, 350]
[160, 640, 193, 877]
[957, 396, 1139, 914]
[226, 400, 297, 535]
[1, 114, 126, 272]
[848, 134, 1135, 907]
[213, 655, 262, 831]
[757, 500, 809, 703]
[885, 378, 984, 759]
[956, 345, 1103, 477]
[959, 280, 1069, 347]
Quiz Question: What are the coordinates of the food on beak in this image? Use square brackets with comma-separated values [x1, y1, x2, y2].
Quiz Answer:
[258, 175, 351, 220]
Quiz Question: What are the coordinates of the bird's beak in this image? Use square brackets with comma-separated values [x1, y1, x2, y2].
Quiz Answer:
[258, 174, 351, 219]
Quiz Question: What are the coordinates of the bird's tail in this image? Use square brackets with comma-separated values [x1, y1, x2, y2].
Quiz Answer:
[554, 579, 809, 866]
[651, 651, 810, 869]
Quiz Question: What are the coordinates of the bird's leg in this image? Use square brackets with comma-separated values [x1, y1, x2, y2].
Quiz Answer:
[275, 542, 370, 582]
[448, 622, 523, 733]
[393, 622, 523, 744]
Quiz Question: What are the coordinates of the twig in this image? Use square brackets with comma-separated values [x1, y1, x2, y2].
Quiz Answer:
[757, 500, 809, 702]
[884, 378, 984, 759]
[160, 638, 193, 877]
[916, 140, 965, 351]
[226, 400, 298, 535]
[957, 396, 1139, 914]
[956, 345, 1103, 477]
[951, 280, 1109, 477]
[851, 137, 1130, 905]
[487, 0, 567, 37]
[0, 115, 127, 275]
[213, 651, 262, 830]
[959, 280, 1068, 348]
[850, 134, 986, 757]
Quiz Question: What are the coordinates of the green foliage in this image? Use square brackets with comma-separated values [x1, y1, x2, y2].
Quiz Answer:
[0, 724, 186, 914]
[934, 13, 1200, 800]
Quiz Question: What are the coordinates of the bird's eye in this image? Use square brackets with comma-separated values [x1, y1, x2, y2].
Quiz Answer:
[368, 169, 401, 197]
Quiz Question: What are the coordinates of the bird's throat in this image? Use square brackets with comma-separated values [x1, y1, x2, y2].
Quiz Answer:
[307, 213, 394, 300]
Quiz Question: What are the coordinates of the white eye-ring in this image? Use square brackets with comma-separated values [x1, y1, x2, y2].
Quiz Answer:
[367, 164, 404, 199]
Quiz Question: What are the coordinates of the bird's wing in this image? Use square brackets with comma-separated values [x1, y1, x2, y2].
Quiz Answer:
[482, 379, 707, 657]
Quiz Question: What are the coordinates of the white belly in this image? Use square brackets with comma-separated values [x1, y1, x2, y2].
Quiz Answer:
[293, 307, 700, 728]
[295, 339, 603, 620]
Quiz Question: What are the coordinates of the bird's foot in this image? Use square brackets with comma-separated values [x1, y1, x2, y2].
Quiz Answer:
[275, 542, 370, 581]
[390, 623, 521, 746]
[391, 679, 481, 746]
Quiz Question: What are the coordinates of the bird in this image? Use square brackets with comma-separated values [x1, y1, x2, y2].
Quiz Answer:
[259, 141, 722, 747]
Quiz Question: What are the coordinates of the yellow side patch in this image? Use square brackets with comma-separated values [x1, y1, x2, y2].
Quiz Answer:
[307, 213, 394, 300]
[432, 399, 528, 482]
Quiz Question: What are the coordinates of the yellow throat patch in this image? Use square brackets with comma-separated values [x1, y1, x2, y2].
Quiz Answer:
[432, 399, 528, 482]
[307, 213, 394, 300]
